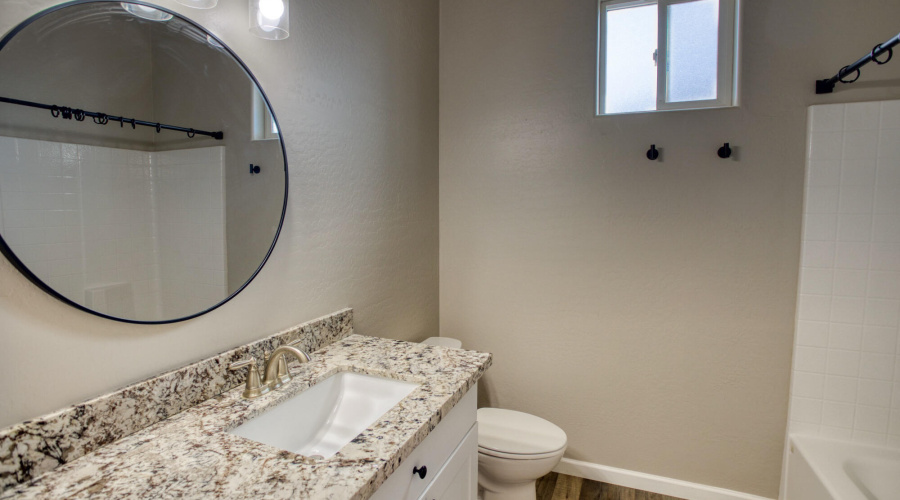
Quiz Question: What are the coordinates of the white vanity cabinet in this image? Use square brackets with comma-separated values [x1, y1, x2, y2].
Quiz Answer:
[418, 425, 478, 500]
[370, 386, 478, 500]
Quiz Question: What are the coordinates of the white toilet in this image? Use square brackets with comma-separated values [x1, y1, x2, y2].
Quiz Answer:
[421, 337, 568, 500]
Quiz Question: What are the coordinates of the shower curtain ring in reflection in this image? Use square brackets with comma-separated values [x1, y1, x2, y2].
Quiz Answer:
[60, 107, 72, 119]
[872, 44, 893, 65]
[130, 118, 136, 129]
[93, 113, 108, 125]
[187, 128, 195, 138]
[156, 123, 161, 133]
[73, 109, 85, 121]
[838, 65, 860, 84]
[50, 105, 60, 118]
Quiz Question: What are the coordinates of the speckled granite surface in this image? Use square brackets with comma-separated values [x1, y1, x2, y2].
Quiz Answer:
[0, 309, 353, 492]
[0, 335, 492, 500]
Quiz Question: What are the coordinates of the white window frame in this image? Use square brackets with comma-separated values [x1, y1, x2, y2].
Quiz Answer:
[596, 0, 740, 116]
[251, 88, 279, 141]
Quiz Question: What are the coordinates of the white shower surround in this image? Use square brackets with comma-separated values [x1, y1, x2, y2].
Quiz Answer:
[0, 136, 226, 321]
[789, 99, 900, 445]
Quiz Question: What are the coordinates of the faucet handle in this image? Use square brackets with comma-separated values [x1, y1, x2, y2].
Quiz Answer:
[228, 357, 270, 399]
[228, 358, 253, 370]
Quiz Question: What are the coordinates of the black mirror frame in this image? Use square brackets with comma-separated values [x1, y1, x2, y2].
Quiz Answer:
[0, 0, 289, 324]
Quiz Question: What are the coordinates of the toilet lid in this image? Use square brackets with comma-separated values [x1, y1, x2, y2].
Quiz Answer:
[477, 408, 567, 456]
[421, 337, 463, 349]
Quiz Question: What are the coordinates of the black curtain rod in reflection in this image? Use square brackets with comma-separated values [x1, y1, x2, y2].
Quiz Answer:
[816, 32, 899, 94]
[0, 96, 224, 140]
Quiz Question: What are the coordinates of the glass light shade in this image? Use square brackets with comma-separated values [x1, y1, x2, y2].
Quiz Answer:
[175, 0, 218, 8]
[120, 2, 174, 21]
[249, 0, 289, 40]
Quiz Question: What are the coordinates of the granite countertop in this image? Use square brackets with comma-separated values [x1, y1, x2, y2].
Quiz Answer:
[1, 335, 492, 500]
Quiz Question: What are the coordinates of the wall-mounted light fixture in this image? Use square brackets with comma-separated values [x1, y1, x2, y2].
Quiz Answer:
[120, 3, 173, 21]
[175, 0, 218, 8]
[249, 0, 289, 40]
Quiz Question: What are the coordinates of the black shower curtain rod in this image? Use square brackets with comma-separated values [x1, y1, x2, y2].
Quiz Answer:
[816, 32, 899, 94]
[0, 96, 224, 140]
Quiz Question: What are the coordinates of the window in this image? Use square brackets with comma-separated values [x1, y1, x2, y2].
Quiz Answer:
[252, 87, 279, 140]
[597, 0, 738, 115]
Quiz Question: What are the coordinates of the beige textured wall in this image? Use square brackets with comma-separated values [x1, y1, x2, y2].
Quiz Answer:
[439, 0, 900, 497]
[0, 0, 439, 428]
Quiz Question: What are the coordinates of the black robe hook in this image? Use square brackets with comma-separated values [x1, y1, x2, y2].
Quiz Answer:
[647, 144, 659, 161]
[718, 142, 732, 159]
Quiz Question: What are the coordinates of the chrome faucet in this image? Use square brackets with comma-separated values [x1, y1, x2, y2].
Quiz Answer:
[228, 340, 311, 399]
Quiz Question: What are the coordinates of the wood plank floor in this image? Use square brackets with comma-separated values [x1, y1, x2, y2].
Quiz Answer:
[535, 472, 686, 500]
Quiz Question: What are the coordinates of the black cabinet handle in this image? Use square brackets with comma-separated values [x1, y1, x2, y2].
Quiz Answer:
[413, 465, 427, 479]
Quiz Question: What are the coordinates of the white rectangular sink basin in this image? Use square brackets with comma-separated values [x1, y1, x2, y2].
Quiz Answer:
[229, 372, 418, 458]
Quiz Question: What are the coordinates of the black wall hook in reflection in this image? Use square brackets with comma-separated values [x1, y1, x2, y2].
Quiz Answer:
[718, 142, 732, 159]
[249, 164, 261, 174]
[647, 144, 659, 161]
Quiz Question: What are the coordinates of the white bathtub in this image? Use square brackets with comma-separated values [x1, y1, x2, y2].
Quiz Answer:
[785, 434, 900, 500]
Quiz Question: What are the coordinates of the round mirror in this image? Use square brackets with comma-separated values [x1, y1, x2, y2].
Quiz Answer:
[0, 1, 288, 323]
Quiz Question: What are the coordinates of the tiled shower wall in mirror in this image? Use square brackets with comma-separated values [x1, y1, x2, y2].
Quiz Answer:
[0, 137, 226, 319]
[790, 100, 900, 446]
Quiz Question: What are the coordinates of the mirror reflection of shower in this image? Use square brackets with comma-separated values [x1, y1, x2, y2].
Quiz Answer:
[0, 138, 227, 319]
[0, 1, 287, 323]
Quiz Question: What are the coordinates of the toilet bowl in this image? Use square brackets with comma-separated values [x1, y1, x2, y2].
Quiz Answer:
[477, 408, 567, 500]
[420, 337, 567, 500]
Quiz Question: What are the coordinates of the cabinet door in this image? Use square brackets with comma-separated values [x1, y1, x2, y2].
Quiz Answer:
[419, 424, 478, 500]
[370, 388, 477, 500]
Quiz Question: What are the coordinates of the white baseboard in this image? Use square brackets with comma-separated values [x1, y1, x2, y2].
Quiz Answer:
[553, 458, 774, 500]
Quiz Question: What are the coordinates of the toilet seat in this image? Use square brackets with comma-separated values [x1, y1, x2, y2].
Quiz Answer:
[477, 408, 567, 459]
[477, 445, 564, 460]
